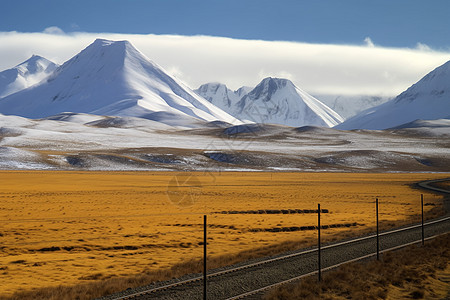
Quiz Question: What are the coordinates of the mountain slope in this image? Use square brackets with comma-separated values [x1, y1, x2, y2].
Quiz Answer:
[336, 60, 450, 130]
[235, 78, 343, 127]
[196, 78, 343, 127]
[0, 55, 57, 98]
[194, 83, 251, 113]
[0, 39, 241, 126]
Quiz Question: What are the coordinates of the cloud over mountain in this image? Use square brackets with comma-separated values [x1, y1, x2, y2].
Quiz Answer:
[0, 31, 449, 98]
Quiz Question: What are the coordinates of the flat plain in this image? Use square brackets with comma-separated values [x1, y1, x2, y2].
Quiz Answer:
[0, 171, 447, 296]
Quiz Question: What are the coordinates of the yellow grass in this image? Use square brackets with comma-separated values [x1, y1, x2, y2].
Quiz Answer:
[264, 233, 450, 300]
[387, 264, 450, 300]
[0, 171, 447, 297]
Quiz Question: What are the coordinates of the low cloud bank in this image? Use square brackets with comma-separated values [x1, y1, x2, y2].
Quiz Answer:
[0, 30, 449, 96]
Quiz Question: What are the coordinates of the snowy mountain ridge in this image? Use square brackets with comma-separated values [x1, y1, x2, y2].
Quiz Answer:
[195, 83, 243, 112]
[1, 39, 447, 131]
[196, 78, 344, 127]
[0, 55, 57, 98]
[0, 39, 241, 127]
[336, 60, 450, 130]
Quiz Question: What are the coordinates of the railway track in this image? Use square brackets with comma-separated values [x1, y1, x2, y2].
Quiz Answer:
[101, 177, 450, 300]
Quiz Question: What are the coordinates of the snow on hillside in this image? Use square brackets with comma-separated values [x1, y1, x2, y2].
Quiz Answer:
[388, 118, 450, 137]
[392, 118, 450, 129]
[0, 39, 242, 126]
[195, 83, 244, 112]
[1, 112, 448, 171]
[0, 55, 57, 98]
[41, 112, 106, 124]
[196, 78, 343, 127]
[236, 78, 343, 127]
[336, 60, 450, 130]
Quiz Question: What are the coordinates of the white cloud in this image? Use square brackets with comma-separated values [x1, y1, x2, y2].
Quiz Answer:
[43, 26, 65, 35]
[70, 23, 80, 31]
[364, 37, 375, 48]
[166, 65, 188, 81]
[0, 31, 449, 96]
[416, 42, 432, 52]
[258, 69, 295, 83]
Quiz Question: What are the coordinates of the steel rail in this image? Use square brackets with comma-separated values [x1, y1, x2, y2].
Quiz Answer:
[225, 233, 448, 300]
[225, 177, 450, 299]
[108, 177, 450, 300]
[110, 215, 449, 300]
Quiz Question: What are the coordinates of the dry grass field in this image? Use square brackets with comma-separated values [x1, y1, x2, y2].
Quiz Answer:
[0, 171, 447, 298]
[264, 233, 450, 300]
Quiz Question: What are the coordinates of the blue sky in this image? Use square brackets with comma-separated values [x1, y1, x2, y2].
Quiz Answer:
[1, 0, 450, 49]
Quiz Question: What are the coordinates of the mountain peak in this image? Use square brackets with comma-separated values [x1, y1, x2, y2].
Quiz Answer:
[196, 77, 343, 127]
[0, 55, 57, 98]
[73, 39, 138, 61]
[15, 55, 56, 75]
[336, 60, 450, 130]
[423, 60, 450, 82]
[247, 77, 294, 102]
[53, 39, 141, 81]
[260, 77, 292, 86]
[394, 59, 450, 104]
[82, 38, 132, 56]
[26, 54, 46, 63]
[233, 77, 343, 127]
[92, 38, 130, 47]
[197, 82, 228, 94]
[195, 82, 239, 111]
[0, 39, 241, 126]
[88, 39, 139, 56]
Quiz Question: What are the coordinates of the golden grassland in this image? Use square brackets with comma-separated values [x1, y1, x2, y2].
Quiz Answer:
[264, 233, 450, 300]
[0, 171, 447, 298]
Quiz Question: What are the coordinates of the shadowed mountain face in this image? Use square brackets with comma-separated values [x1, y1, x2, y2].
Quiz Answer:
[0, 39, 241, 127]
[245, 77, 288, 102]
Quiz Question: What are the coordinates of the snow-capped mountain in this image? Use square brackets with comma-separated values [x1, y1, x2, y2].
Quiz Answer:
[232, 78, 344, 127]
[195, 83, 252, 113]
[196, 78, 343, 127]
[336, 60, 450, 130]
[0, 55, 57, 98]
[314, 94, 392, 119]
[196, 81, 389, 122]
[236, 86, 252, 98]
[0, 39, 241, 126]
